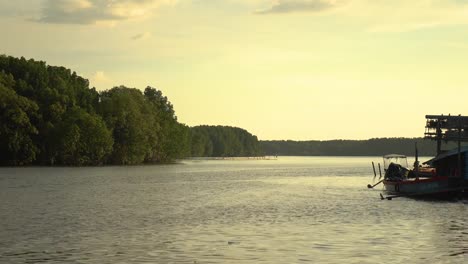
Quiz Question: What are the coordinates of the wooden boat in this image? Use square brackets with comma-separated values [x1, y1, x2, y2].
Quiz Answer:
[377, 115, 468, 199]
[379, 154, 446, 196]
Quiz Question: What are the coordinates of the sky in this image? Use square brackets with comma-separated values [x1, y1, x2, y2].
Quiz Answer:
[1, 0, 468, 140]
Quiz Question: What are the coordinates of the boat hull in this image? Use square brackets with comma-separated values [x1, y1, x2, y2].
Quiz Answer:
[383, 177, 450, 195]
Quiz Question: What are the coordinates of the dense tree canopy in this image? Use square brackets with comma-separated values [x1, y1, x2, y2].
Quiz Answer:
[0, 55, 193, 165]
[3, 54, 458, 165]
[0, 72, 39, 165]
[143, 87, 191, 162]
[49, 107, 113, 165]
[0, 55, 100, 164]
[191, 126, 262, 157]
[0, 55, 262, 166]
[98, 86, 151, 164]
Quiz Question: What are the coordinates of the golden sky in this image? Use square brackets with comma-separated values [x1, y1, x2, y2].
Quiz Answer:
[1, 0, 468, 140]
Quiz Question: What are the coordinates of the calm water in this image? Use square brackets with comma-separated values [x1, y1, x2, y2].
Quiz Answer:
[1, 157, 467, 263]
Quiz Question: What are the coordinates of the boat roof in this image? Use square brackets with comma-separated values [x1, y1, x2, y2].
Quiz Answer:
[423, 146, 468, 165]
[383, 154, 407, 159]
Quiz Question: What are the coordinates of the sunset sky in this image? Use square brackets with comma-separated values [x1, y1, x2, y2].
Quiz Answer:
[1, 0, 468, 140]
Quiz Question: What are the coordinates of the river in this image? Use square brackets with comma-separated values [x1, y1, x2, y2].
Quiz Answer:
[1, 157, 467, 263]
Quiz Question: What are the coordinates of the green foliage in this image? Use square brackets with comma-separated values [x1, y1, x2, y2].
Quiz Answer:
[144, 86, 180, 162]
[0, 72, 39, 165]
[190, 125, 262, 157]
[6, 55, 456, 165]
[97, 86, 191, 164]
[49, 107, 113, 165]
[0, 55, 193, 166]
[190, 130, 212, 157]
[98, 86, 152, 165]
[0, 55, 263, 166]
[0, 55, 100, 164]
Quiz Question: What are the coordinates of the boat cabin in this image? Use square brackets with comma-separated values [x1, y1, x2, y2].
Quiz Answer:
[423, 147, 468, 180]
[382, 154, 410, 180]
[383, 154, 408, 170]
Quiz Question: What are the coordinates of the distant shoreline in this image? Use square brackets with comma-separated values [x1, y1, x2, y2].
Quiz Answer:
[260, 138, 466, 157]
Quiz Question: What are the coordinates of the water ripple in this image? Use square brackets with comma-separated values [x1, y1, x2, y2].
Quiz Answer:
[1, 157, 467, 263]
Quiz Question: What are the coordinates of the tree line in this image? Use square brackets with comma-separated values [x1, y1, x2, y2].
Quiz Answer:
[0, 55, 262, 166]
[260, 138, 461, 157]
[4, 55, 458, 165]
[191, 125, 262, 157]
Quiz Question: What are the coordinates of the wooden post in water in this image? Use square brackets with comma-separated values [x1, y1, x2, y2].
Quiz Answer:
[372, 162, 377, 179]
[378, 163, 382, 179]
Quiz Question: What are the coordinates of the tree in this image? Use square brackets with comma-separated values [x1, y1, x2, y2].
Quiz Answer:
[190, 125, 262, 157]
[49, 107, 113, 165]
[0, 72, 39, 165]
[0, 55, 264, 165]
[144, 86, 190, 162]
[0, 55, 101, 164]
[98, 86, 151, 165]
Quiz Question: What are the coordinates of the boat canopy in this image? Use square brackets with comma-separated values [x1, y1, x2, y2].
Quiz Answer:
[383, 154, 408, 169]
[383, 154, 407, 159]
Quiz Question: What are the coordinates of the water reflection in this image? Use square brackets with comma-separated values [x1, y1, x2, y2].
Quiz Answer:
[440, 215, 468, 258]
[0, 157, 467, 263]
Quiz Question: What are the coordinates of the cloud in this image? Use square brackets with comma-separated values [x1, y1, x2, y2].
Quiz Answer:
[256, 0, 339, 14]
[352, 0, 468, 33]
[36, 0, 175, 25]
[91, 71, 113, 90]
[131, 31, 152, 40]
[0, 1, 43, 17]
[252, 1, 468, 32]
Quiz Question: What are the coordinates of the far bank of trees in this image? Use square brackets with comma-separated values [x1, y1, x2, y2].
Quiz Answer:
[3, 55, 458, 166]
[260, 138, 461, 157]
[191, 126, 262, 157]
[0, 55, 261, 166]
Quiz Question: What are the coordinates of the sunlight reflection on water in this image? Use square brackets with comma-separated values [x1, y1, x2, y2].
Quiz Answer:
[1, 157, 467, 263]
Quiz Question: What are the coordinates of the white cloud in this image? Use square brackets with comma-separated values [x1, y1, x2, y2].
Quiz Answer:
[36, 0, 176, 25]
[357, 0, 468, 33]
[56, 0, 93, 13]
[250, 0, 468, 32]
[256, 0, 340, 14]
[0, 1, 43, 17]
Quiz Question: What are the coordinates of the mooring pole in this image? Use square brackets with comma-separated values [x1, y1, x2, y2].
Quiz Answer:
[378, 163, 382, 179]
[372, 162, 377, 179]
